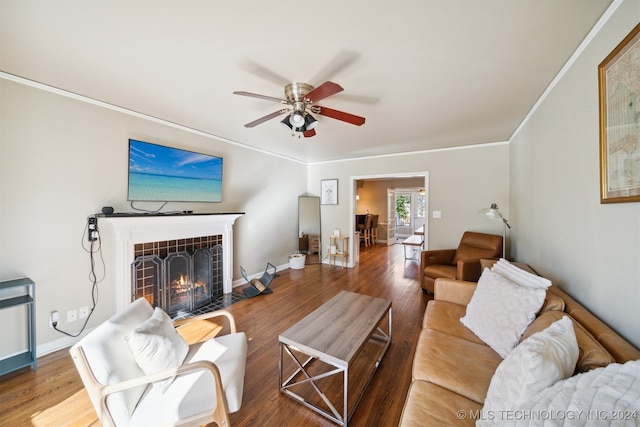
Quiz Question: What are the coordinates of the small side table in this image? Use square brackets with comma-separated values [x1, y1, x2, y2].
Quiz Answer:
[329, 236, 349, 268]
[0, 278, 36, 376]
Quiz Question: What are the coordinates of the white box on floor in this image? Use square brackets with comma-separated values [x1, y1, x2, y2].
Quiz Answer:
[289, 254, 306, 269]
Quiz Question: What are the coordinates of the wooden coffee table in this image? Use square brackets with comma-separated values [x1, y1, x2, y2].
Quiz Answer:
[279, 291, 392, 426]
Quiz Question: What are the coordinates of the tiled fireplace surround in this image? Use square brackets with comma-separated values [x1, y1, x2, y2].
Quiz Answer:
[99, 213, 243, 313]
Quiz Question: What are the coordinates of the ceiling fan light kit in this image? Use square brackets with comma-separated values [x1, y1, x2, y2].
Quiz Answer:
[304, 114, 318, 130]
[234, 81, 366, 138]
[280, 117, 293, 130]
[289, 111, 305, 127]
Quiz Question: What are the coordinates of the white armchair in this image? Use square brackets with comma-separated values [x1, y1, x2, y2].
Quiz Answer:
[70, 298, 247, 427]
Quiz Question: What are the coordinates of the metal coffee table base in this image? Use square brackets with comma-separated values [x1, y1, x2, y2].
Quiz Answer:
[279, 316, 392, 426]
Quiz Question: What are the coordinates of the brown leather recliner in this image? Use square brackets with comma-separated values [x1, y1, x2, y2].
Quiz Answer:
[420, 231, 503, 293]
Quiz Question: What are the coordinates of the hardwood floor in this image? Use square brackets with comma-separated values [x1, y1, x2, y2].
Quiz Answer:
[0, 244, 431, 426]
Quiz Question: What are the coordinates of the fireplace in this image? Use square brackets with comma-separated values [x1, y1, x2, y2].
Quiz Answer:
[98, 213, 243, 313]
[131, 237, 223, 317]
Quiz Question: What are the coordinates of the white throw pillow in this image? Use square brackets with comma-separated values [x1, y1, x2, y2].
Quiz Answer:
[491, 258, 551, 290]
[125, 307, 189, 392]
[460, 268, 546, 358]
[479, 316, 579, 427]
[496, 359, 640, 426]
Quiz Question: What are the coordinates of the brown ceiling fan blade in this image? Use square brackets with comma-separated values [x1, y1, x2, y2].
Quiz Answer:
[244, 109, 288, 128]
[233, 91, 286, 104]
[303, 129, 316, 138]
[315, 106, 366, 126]
[304, 81, 344, 103]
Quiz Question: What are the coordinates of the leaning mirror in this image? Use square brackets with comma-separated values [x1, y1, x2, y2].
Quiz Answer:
[298, 196, 321, 264]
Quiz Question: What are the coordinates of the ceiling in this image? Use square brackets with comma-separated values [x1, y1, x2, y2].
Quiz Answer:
[1, 1, 613, 164]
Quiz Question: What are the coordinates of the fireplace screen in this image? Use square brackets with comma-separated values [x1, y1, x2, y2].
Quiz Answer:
[131, 236, 223, 317]
[192, 248, 213, 310]
[132, 255, 162, 307]
[211, 245, 223, 297]
[165, 251, 192, 316]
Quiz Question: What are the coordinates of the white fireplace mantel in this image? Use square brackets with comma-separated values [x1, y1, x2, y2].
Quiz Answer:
[99, 213, 244, 312]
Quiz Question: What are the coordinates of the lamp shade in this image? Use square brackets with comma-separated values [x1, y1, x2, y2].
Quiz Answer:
[304, 114, 318, 130]
[483, 203, 502, 220]
[281, 115, 294, 129]
[289, 111, 305, 128]
[478, 203, 510, 227]
[478, 202, 511, 259]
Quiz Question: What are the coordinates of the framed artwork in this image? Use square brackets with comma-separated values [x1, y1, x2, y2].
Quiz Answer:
[321, 179, 338, 205]
[598, 22, 640, 203]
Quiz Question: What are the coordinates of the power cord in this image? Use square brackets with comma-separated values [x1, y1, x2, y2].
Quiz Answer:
[130, 201, 170, 213]
[52, 216, 105, 337]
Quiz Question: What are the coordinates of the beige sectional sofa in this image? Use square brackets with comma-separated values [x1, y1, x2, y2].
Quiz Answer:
[399, 263, 640, 426]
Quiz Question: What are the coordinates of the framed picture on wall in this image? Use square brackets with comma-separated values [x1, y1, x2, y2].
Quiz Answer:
[598, 22, 640, 204]
[321, 179, 338, 205]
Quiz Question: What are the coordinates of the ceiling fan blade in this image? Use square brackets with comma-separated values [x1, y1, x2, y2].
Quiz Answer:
[304, 81, 344, 103]
[315, 106, 366, 126]
[310, 51, 360, 85]
[244, 109, 288, 128]
[239, 60, 291, 87]
[303, 129, 316, 138]
[233, 91, 286, 103]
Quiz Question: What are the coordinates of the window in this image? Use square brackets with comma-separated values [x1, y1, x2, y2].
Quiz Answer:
[395, 189, 426, 236]
[395, 193, 412, 227]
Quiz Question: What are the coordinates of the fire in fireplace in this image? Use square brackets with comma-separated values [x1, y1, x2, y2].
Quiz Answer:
[131, 235, 223, 317]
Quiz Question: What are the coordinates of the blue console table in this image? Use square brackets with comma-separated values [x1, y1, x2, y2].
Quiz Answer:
[0, 277, 36, 376]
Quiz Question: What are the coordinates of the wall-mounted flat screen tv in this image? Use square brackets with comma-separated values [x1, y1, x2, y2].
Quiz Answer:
[128, 139, 223, 202]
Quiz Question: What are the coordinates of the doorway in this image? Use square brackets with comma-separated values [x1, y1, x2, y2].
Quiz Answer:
[352, 173, 429, 259]
[394, 188, 426, 240]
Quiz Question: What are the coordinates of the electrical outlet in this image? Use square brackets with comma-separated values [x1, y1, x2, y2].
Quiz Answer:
[87, 216, 98, 241]
[49, 311, 59, 328]
[79, 306, 89, 319]
[67, 309, 78, 323]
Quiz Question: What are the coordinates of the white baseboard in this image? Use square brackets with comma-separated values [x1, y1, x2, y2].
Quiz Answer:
[37, 327, 95, 357]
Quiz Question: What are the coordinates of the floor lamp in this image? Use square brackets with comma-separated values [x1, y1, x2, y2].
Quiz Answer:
[478, 203, 511, 258]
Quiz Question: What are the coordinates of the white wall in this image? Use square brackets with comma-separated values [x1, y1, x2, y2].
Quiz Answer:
[510, 0, 640, 347]
[0, 80, 306, 355]
[308, 142, 510, 262]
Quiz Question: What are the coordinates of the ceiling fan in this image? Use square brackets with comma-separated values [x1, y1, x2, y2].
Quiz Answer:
[233, 81, 366, 138]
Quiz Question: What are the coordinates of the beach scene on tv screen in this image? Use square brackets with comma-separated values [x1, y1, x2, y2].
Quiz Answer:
[128, 140, 223, 202]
